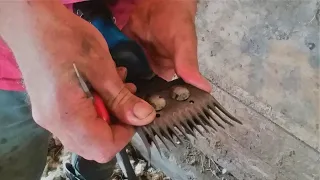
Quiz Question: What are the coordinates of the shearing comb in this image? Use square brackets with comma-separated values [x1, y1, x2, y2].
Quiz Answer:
[134, 75, 243, 160]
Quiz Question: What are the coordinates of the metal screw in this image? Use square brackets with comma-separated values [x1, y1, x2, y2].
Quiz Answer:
[147, 95, 166, 111]
[171, 86, 190, 101]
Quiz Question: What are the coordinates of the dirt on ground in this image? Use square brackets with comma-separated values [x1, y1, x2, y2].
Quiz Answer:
[41, 136, 171, 180]
[156, 131, 238, 180]
[181, 139, 237, 180]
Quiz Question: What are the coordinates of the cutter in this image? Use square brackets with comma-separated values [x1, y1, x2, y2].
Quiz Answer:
[134, 75, 243, 160]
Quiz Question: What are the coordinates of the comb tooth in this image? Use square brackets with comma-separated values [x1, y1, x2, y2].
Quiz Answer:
[142, 126, 154, 141]
[209, 104, 234, 126]
[181, 118, 197, 137]
[204, 108, 225, 129]
[169, 125, 181, 139]
[142, 127, 162, 154]
[212, 100, 243, 124]
[163, 120, 181, 140]
[152, 127, 171, 150]
[186, 112, 204, 136]
[194, 113, 210, 133]
[167, 125, 184, 145]
[173, 121, 191, 142]
[144, 126, 163, 152]
[188, 118, 204, 136]
[161, 127, 177, 147]
[190, 109, 210, 132]
[198, 109, 217, 131]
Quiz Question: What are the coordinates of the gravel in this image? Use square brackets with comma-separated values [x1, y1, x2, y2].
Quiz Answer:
[42, 136, 170, 180]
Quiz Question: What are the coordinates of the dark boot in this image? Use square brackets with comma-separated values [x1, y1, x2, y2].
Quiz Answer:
[65, 154, 116, 180]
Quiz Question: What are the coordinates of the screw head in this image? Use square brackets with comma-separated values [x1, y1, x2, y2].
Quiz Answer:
[147, 95, 166, 111]
[171, 86, 190, 101]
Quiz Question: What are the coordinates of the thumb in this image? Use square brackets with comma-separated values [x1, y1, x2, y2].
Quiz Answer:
[83, 57, 156, 126]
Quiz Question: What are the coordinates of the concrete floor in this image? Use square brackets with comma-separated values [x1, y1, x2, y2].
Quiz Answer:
[133, 0, 319, 180]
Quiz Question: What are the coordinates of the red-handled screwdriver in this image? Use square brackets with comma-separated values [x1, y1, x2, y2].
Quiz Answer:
[73, 64, 110, 123]
[73, 63, 138, 180]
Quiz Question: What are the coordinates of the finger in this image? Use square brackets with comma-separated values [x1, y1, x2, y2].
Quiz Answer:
[94, 123, 135, 163]
[117, 67, 127, 81]
[54, 87, 136, 163]
[176, 63, 212, 93]
[173, 21, 212, 92]
[82, 50, 155, 126]
[74, 115, 135, 163]
[152, 66, 175, 81]
[116, 67, 136, 92]
[57, 117, 134, 163]
[90, 123, 135, 163]
[125, 83, 137, 93]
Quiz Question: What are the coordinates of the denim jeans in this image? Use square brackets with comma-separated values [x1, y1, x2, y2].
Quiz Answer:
[0, 90, 116, 180]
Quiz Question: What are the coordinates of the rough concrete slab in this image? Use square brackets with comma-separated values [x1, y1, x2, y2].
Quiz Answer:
[195, 84, 319, 180]
[196, 0, 319, 151]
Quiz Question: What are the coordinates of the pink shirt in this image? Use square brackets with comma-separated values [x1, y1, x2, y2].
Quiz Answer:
[0, 0, 136, 91]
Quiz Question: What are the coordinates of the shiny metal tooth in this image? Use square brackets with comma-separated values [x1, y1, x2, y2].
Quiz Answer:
[162, 119, 183, 144]
[152, 127, 170, 150]
[209, 103, 234, 126]
[193, 112, 210, 133]
[142, 126, 161, 154]
[167, 125, 184, 145]
[173, 121, 191, 142]
[180, 117, 197, 137]
[212, 100, 242, 124]
[185, 112, 204, 136]
[161, 126, 177, 147]
[204, 108, 225, 129]
[197, 107, 218, 131]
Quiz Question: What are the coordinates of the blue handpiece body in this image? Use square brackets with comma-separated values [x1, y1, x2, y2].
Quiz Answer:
[91, 18, 128, 49]
[91, 17, 154, 83]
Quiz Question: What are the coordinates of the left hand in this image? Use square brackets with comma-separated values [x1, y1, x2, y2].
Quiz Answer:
[122, 0, 212, 92]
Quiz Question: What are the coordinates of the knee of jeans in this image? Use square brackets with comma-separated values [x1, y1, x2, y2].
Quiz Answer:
[0, 90, 50, 180]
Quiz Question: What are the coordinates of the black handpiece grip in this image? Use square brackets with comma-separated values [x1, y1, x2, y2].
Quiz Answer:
[74, 1, 154, 84]
[110, 41, 154, 83]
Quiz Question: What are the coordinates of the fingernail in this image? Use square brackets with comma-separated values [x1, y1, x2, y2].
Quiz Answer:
[133, 101, 154, 119]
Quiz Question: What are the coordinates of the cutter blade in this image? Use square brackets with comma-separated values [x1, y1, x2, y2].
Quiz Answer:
[135, 76, 242, 156]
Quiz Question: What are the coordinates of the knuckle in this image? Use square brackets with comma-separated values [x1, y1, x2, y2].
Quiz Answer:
[110, 86, 133, 111]
[91, 145, 117, 163]
[95, 151, 114, 163]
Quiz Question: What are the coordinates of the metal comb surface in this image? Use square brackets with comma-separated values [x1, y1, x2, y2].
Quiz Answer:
[135, 76, 242, 156]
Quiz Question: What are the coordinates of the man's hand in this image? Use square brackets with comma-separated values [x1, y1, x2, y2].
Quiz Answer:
[123, 0, 212, 92]
[0, 1, 155, 163]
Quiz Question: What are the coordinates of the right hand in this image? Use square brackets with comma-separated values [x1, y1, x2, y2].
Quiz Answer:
[7, 2, 155, 163]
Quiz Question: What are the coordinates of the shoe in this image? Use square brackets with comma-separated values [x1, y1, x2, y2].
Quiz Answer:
[64, 154, 117, 180]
